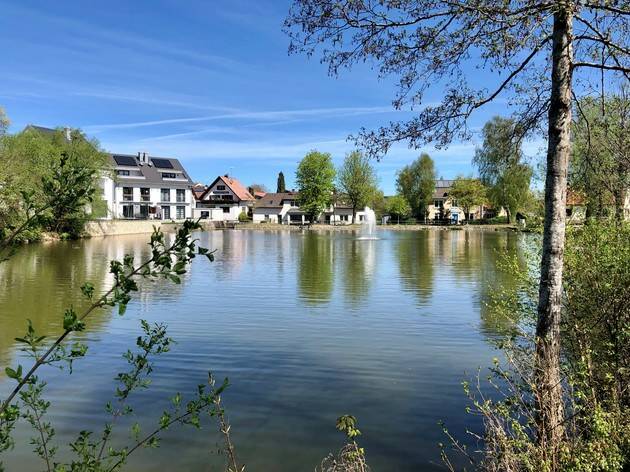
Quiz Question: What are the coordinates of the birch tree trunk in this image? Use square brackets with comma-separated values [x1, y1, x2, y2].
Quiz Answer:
[535, 4, 573, 466]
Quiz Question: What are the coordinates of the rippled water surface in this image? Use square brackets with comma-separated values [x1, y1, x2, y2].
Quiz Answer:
[0, 229, 526, 471]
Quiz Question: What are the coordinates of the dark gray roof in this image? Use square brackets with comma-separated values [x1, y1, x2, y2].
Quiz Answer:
[25, 125, 57, 136]
[109, 153, 193, 188]
[254, 192, 299, 209]
[435, 179, 455, 188]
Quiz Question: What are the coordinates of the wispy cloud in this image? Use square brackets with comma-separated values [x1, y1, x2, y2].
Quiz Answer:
[85, 106, 404, 132]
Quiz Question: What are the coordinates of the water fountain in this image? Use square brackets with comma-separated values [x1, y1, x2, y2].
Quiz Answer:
[357, 206, 379, 240]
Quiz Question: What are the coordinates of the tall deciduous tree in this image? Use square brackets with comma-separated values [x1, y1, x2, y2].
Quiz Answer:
[337, 151, 378, 223]
[571, 87, 630, 219]
[473, 117, 533, 223]
[285, 1, 630, 461]
[277, 171, 286, 193]
[449, 177, 487, 222]
[386, 195, 411, 224]
[396, 153, 435, 220]
[295, 150, 336, 224]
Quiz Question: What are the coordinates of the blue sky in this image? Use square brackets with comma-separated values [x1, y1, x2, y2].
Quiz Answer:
[0, 0, 545, 194]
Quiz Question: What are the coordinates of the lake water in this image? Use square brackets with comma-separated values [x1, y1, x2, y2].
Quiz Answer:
[0, 228, 526, 471]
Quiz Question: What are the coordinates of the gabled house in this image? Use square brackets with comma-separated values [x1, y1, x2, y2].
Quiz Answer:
[252, 192, 370, 225]
[426, 179, 494, 223]
[194, 175, 255, 221]
[102, 152, 194, 220]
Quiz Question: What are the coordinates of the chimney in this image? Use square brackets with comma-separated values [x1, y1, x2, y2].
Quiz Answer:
[137, 151, 149, 164]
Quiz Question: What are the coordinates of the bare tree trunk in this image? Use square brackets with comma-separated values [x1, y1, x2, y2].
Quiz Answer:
[535, 5, 573, 467]
[352, 206, 356, 224]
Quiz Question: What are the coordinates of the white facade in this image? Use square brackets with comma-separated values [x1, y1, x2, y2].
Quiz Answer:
[194, 175, 253, 222]
[252, 193, 369, 225]
[100, 153, 194, 220]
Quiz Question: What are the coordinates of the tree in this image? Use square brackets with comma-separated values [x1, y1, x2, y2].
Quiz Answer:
[0, 107, 8, 136]
[249, 183, 268, 194]
[473, 117, 533, 223]
[0, 126, 108, 242]
[295, 150, 336, 224]
[285, 0, 630, 460]
[396, 153, 435, 221]
[449, 177, 487, 222]
[386, 195, 411, 224]
[337, 151, 378, 223]
[277, 171, 286, 193]
[571, 86, 630, 219]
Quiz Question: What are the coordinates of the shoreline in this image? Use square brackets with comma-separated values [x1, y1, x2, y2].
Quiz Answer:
[235, 222, 520, 232]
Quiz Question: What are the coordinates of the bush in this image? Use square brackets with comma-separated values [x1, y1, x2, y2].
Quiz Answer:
[238, 211, 250, 222]
[443, 221, 630, 471]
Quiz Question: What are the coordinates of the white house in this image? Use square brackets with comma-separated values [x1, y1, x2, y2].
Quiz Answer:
[425, 179, 498, 223]
[102, 152, 194, 220]
[252, 192, 370, 224]
[193, 175, 255, 221]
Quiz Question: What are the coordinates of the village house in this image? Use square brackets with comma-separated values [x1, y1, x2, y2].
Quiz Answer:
[193, 175, 254, 221]
[24, 126, 195, 221]
[252, 192, 369, 224]
[425, 179, 494, 223]
[102, 152, 195, 220]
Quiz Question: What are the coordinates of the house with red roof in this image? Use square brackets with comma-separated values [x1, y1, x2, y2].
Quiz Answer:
[193, 175, 255, 221]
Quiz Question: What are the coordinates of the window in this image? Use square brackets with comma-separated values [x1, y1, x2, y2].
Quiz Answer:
[123, 187, 133, 201]
[161, 206, 170, 220]
[161, 172, 176, 179]
[139, 205, 149, 218]
[176, 189, 186, 202]
[140, 188, 150, 202]
[217, 185, 226, 190]
[451, 199, 458, 207]
[340, 214, 349, 222]
[122, 205, 133, 218]
[434, 200, 444, 208]
[176, 206, 185, 219]
[566, 207, 573, 217]
[161, 188, 170, 202]
[117, 170, 130, 176]
[222, 207, 230, 213]
[200, 211, 209, 219]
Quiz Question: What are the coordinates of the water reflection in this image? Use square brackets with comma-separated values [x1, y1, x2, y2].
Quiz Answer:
[341, 238, 377, 305]
[0, 229, 536, 471]
[395, 231, 435, 304]
[298, 232, 334, 304]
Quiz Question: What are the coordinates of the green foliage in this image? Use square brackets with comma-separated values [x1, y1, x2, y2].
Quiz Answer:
[571, 88, 630, 219]
[295, 150, 336, 223]
[448, 177, 487, 220]
[444, 221, 630, 472]
[396, 153, 436, 219]
[0, 123, 109, 249]
[238, 210, 250, 222]
[385, 195, 411, 222]
[473, 116, 532, 223]
[318, 416, 369, 472]
[277, 171, 286, 193]
[336, 415, 361, 440]
[337, 151, 378, 221]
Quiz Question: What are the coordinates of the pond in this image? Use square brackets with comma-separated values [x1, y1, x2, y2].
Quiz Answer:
[0, 228, 527, 471]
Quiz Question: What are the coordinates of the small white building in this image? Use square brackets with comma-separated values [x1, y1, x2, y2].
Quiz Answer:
[193, 175, 255, 221]
[101, 152, 194, 220]
[252, 192, 370, 225]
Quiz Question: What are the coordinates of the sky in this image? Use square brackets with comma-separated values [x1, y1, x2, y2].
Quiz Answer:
[0, 0, 546, 194]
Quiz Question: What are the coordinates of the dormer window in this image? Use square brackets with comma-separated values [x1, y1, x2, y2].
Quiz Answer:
[117, 170, 130, 176]
[162, 172, 176, 179]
